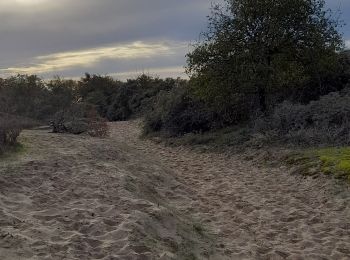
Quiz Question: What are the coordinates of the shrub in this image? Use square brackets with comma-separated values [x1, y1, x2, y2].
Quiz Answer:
[106, 85, 133, 121]
[0, 75, 46, 119]
[0, 75, 78, 121]
[50, 103, 109, 137]
[0, 113, 39, 153]
[51, 104, 91, 134]
[105, 75, 182, 121]
[253, 86, 350, 145]
[143, 86, 215, 136]
[88, 119, 109, 137]
[87, 109, 109, 137]
[0, 125, 21, 146]
[46, 77, 77, 115]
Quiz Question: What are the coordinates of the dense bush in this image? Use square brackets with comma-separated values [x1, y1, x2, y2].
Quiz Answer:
[0, 74, 182, 126]
[77, 74, 119, 118]
[105, 76, 182, 121]
[0, 113, 39, 153]
[0, 75, 50, 119]
[187, 0, 345, 122]
[143, 86, 216, 136]
[77, 73, 180, 121]
[253, 86, 350, 145]
[278, 50, 350, 105]
[106, 85, 133, 121]
[46, 77, 78, 114]
[0, 75, 77, 121]
[51, 103, 109, 137]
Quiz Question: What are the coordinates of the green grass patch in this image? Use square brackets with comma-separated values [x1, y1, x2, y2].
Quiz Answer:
[0, 143, 26, 159]
[316, 147, 350, 181]
[286, 147, 350, 183]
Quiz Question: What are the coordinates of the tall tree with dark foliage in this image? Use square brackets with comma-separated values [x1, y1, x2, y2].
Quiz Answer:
[187, 0, 344, 120]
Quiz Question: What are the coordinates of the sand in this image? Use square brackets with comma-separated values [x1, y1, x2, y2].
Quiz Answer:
[0, 121, 349, 259]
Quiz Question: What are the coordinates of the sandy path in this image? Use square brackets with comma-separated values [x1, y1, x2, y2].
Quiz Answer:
[0, 124, 217, 260]
[111, 121, 350, 260]
[0, 121, 349, 259]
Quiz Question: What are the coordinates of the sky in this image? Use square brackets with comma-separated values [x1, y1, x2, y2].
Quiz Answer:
[0, 0, 349, 81]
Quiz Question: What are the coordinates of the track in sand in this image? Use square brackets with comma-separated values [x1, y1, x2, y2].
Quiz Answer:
[0, 121, 349, 259]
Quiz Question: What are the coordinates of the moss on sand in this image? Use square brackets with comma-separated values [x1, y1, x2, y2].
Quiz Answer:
[287, 147, 350, 183]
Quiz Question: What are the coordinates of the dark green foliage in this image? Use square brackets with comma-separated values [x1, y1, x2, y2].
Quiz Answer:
[143, 86, 216, 136]
[0, 73, 182, 125]
[187, 0, 345, 119]
[285, 50, 350, 104]
[77, 73, 181, 121]
[50, 103, 109, 137]
[253, 86, 350, 145]
[77, 73, 120, 118]
[106, 85, 133, 121]
[0, 75, 77, 121]
[106, 75, 181, 120]
[78, 73, 123, 119]
[151, 86, 350, 148]
[51, 104, 91, 134]
[0, 75, 50, 120]
[46, 77, 78, 114]
[0, 113, 39, 154]
[141, 0, 348, 140]
[127, 75, 178, 115]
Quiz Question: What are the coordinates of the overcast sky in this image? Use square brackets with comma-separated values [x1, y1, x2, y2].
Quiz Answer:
[0, 0, 349, 80]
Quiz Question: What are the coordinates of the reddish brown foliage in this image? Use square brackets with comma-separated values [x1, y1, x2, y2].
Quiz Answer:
[87, 109, 109, 138]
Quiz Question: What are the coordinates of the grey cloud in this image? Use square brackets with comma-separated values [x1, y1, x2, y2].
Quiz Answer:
[0, 0, 349, 79]
[0, 1, 210, 60]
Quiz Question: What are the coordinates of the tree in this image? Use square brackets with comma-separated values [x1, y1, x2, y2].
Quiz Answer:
[0, 75, 50, 119]
[46, 77, 77, 114]
[187, 0, 344, 119]
[77, 74, 120, 117]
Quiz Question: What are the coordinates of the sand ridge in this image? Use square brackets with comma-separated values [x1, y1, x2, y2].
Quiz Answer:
[0, 125, 218, 259]
[0, 121, 349, 259]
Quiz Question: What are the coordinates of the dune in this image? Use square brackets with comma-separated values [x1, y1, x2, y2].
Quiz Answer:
[0, 121, 349, 259]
